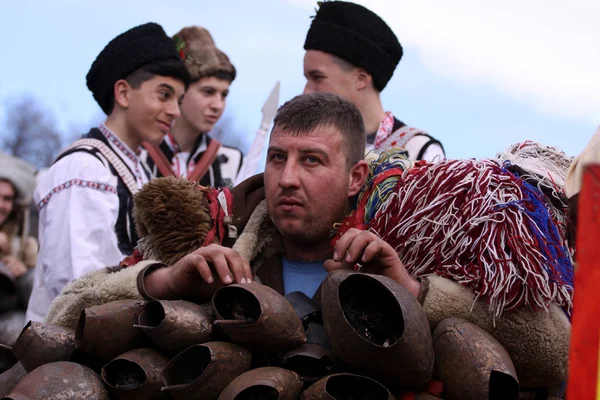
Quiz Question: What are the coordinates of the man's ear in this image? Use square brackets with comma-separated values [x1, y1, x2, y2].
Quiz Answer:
[355, 68, 373, 91]
[348, 160, 369, 197]
[113, 79, 132, 110]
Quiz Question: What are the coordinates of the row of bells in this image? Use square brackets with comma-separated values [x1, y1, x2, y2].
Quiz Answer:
[0, 269, 549, 399]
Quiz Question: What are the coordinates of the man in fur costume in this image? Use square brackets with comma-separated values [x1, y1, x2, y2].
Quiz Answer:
[302, 1, 445, 162]
[46, 93, 569, 390]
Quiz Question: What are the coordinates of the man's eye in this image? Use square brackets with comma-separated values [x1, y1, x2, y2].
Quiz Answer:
[304, 156, 320, 164]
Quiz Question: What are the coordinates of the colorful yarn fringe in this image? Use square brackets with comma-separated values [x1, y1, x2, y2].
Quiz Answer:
[342, 150, 574, 318]
[495, 141, 574, 257]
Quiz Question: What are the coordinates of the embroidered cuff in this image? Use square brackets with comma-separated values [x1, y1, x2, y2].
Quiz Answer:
[416, 276, 430, 306]
[136, 262, 168, 300]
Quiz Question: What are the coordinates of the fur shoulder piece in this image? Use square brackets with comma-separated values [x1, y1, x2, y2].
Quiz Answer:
[422, 274, 570, 387]
[45, 261, 156, 330]
[232, 199, 276, 265]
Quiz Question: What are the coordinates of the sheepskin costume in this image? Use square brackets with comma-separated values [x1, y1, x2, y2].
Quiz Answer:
[47, 155, 571, 387]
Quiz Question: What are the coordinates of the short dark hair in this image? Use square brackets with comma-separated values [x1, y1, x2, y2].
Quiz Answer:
[107, 59, 191, 115]
[331, 54, 379, 92]
[272, 92, 365, 168]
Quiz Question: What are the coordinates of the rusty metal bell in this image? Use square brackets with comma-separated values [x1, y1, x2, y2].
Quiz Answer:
[75, 299, 147, 364]
[280, 344, 336, 386]
[0, 362, 26, 398]
[285, 291, 330, 349]
[3, 361, 110, 399]
[135, 300, 214, 355]
[432, 317, 519, 400]
[12, 321, 76, 372]
[212, 283, 307, 352]
[0, 266, 17, 313]
[162, 341, 252, 400]
[301, 373, 395, 400]
[321, 270, 434, 389]
[101, 347, 170, 400]
[217, 367, 303, 400]
[0, 345, 17, 374]
[0, 311, 25, 347]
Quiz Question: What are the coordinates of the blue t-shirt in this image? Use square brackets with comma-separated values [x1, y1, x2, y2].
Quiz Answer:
[282, 257, 328, 298]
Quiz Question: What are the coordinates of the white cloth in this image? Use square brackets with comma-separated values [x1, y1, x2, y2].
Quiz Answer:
[366, 135, 445, 163]
[26, 126, 149, 323]
[565, 125, 600, 198]
[403, 135, 445, 163]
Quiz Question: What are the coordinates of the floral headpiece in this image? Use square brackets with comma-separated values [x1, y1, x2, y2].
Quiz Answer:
[173, 35, 194, 65]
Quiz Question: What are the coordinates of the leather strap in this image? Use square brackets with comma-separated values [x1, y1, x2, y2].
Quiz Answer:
[189, 138, 221, 183]
[59, 138, 139, 196]
[143, 138, 221, 183]
[142, 142, 175, 177]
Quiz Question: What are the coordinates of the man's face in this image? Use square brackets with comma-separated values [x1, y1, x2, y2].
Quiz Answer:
[303, 50, 357, 102]
[126, 76, 185, 145]
[180, 76, 230, 133]
[264, 125, 354, 244]
[0, 181, 15, 226]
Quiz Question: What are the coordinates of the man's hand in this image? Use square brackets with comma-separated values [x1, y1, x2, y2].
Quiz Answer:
[324, 228, 421, 298]
[2, 255, 28, 278]
[144, 244, 253, 300]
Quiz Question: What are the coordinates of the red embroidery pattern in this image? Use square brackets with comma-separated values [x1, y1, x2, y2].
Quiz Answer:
[37, 179, 117, 211]
[374, 112, 395, 148]
[373, 112, 428, 153]
[165, 133, 204, 177]
[99, 124, 144, 184]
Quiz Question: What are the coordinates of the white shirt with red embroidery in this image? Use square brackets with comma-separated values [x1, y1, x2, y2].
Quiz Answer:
[367, 112, 445, 163]
[26, 124, 149, 324]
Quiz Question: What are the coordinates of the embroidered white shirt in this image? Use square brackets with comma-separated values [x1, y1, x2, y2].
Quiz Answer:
[26, 125, 149, 324]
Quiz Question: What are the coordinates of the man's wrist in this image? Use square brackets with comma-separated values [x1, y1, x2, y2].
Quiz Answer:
[138, 263, 171, 300]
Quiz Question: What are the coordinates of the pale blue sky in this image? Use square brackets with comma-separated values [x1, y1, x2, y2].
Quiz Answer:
[0, 0, 597, 163]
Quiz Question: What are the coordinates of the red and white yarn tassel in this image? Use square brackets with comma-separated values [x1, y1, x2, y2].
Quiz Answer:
[370, 159, 570, 319]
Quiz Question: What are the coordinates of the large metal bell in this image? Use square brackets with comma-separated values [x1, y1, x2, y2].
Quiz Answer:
[321, 270, 434, 389]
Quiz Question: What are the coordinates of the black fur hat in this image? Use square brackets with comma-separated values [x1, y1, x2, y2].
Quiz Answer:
[86, 22, 183, 114]
[304, 1, 403, 91]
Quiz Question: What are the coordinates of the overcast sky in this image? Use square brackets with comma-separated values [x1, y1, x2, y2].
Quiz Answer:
[0, 0, 597, 165]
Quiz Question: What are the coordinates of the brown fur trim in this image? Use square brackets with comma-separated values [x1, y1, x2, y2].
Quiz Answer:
[232, 200, 275, 263]
[174, 26, 236, 82]
[133, 177, 213, 265]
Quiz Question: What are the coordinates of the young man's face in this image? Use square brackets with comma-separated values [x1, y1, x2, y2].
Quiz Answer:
[180, 76, 230, 134]
[0, 181, 15, 226]
[264, 125, 359, 244]
[303, 50, 358, 103]
[126, 76, 185, 145]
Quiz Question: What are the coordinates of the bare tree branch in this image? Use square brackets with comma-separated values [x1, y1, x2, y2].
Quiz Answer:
[1, 95, 65, 168]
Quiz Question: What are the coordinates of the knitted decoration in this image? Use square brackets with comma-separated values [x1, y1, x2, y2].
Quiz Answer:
[336, 151, 573, 318]
[495, 141, 574, 256]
